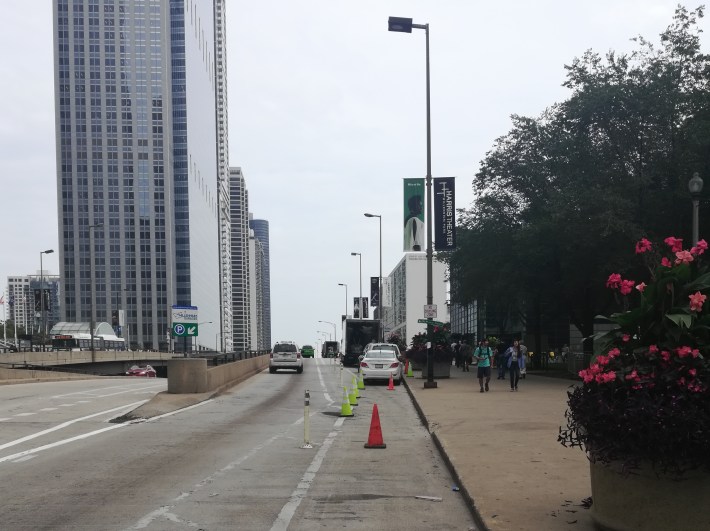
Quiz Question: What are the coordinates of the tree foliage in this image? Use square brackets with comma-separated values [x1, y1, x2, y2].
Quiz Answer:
[448, 6, 710, 345]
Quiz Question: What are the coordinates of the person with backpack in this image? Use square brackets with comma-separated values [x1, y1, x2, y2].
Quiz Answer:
[505, 339, 525, 391]
[474, 338, 493, 393]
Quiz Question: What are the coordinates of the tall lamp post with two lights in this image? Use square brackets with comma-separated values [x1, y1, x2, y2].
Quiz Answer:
[689, 172, 704, 245]
[39, 249, 54, 351]
[364, 213, 383, 341]
[388, 16, 436, 388]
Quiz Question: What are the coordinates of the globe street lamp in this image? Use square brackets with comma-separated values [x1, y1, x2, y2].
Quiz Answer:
[351, 252, 363, 319]
[364, 213, 383, 341]
[39, 249, 54, 351]
[689, 172, 704, 245]
[388, 16, 437, 388]
[318, 320, 336, 343]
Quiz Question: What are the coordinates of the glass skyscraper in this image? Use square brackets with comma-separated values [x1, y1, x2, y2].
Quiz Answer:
[53, 0, 228, 350]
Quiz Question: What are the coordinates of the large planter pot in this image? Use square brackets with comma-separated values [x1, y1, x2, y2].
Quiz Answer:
[420, 360, 452, 379]
[589, 460, 710, 531]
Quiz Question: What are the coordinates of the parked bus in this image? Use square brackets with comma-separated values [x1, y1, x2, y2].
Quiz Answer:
[50, 321, 126, 351]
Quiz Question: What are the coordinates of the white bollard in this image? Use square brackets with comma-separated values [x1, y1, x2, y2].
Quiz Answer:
[302, 389, 312, 449]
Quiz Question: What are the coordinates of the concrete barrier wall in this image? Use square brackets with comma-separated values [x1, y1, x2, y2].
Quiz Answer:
[0, 367, 94, 383]
[167, 355, 268, 394]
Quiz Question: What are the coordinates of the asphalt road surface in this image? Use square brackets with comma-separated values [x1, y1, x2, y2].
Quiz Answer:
[0, 359, 476, 530]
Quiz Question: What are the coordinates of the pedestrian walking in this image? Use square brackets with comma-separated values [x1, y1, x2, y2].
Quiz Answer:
[505, 339, 525, 391]
[453, 340, 462, 369]
[496, 343, 507, 380]
[474, 338, 493, 393]
[460, 340, 473, 371]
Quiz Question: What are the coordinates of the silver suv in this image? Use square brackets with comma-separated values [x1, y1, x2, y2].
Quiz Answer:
[269, 341, 303, 373]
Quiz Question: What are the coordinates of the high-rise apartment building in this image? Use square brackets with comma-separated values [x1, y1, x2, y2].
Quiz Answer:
[248, 229, 265, 350]
[249, 218, 271, 348]
[229, 167, 250, 351]
[53, 0, 227, 350]
[7, 273, 61, 336]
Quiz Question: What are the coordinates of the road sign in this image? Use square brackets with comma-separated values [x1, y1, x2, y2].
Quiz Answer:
[423, 304, 437, 318]
[171, 305, 198, 323]
[417, 318, 444, 327]
[172, 323, 199, 337]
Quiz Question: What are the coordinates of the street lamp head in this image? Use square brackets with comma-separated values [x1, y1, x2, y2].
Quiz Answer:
[338, 283, 347, 287]
[388, 16, 413, 33]
[42, 249, 54, 255]
[351, 252, 360, 256]
[689, 172, 704, 197]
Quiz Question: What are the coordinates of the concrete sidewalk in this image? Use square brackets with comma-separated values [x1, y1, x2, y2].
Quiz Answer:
[404, 365, 596, 531]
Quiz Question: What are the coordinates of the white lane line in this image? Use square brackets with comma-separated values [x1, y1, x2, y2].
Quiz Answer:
[12, 455, 36, 463]
[0, 400, 147, 453]
[14, 413, 36, 417]
[127, 405, 307, 530]
[315, 358, 333, 405]
[270, 427, 340, 531]
[39, 408, 58, 412]
[0, 418, 11, 422]
[58, 404, 75, 407]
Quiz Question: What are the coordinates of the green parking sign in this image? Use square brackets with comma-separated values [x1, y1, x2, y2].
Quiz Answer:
[172, 323, 199, 337]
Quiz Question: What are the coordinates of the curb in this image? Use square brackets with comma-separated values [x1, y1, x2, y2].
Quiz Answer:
[403, 375, 489, 531]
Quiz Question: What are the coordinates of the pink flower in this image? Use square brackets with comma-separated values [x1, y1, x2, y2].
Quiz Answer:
[622, 334, 631, 342]
[648, 345, 659, 354]
[608, 348, 621, 358]
[595, 372, 616, 384]
[620, 280, 635, 295]
[677, 346, 692, 358]
[625, 369, 639, 381]
[636, 282, 647, 293]
[689, 291, 707, 312]
[661, 350, 671, 362]
[635, 238, 652, 254]
[664, 236, 684, 253]
[692, 349, 701, 358]
[696, 239, 708, 255]
[689, 368, 697, 377]
[675, 250, 694, 265]
[606, 273, 622, 289]
[661, 257, 672, 268]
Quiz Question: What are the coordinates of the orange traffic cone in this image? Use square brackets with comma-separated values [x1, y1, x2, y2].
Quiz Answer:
[364, 403, 386, 449]
[387, 373, 395, 390]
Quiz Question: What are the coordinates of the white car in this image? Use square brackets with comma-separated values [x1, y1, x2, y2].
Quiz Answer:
[360, 348, 403, 385]
[269, 341, 303, 373]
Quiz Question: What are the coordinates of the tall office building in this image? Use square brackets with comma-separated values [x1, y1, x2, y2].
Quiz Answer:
[249, 218, 271, 348]
[248, 229, 265, 350]
[53, 0, 227, 350]
[229, 167, 250, 351]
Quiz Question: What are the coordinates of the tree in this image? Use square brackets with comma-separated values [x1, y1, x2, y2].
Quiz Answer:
[448, 6, 710, 353]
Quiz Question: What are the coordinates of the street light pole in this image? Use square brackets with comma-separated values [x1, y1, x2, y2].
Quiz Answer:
[89, 224, 103, 363]
[39, 249, 54, 352]
[351, 252, 363, 319]
[338, 283, 348, 319]
[689, 172, 704, 245]
[389, 16, 436, 388]
[318, 320, 337, 343]
[364, 213, 383, 341]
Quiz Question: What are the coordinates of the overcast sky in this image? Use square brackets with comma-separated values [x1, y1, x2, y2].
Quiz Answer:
[1, 1, 708, 349]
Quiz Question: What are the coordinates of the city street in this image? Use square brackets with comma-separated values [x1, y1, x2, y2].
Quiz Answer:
[0, 359, 475, 530]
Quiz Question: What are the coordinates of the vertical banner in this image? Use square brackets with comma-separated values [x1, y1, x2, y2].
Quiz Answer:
[353, 297, 370, 318]
[382, 277, 392, 308]
[434, 177, 456, 251]
[370, 277, 380, 307]
[403, 178, 425, 252]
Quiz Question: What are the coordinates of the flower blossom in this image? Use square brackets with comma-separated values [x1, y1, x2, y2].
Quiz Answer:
[692, 239, 708, 256]
[606, 273, 622, 289]
[636, 282, 647, 293]
[635, 238, 652, 254]
[664, 236, 684, 253]
[661, 257, 672, 268]
[661, 350, 671, 362]
[648, 345, 659, 354]
[608, 348, 621, 358]
[689, 291, 707, 312]
[625, 369, 640, 382]
[620, 280, 635, 295]
[622, 334, 631, 342]
[675, 250, 694, 265]
[595, 372, 616, 384]
[677, 346, 693, 358]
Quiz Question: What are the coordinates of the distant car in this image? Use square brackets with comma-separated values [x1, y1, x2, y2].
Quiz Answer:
[270, 341, 303, 373]
[301, 345, 315, 358]
[126, 364, 156, 377]
[360, 349, 403, 385]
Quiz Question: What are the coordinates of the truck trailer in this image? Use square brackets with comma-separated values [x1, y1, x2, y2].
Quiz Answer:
[343, 318, 381, 366]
